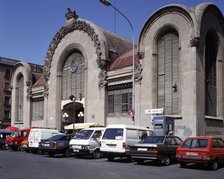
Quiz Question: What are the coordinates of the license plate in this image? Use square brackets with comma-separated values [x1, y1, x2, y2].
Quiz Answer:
[137, 148, 147, 151]
[73, 149, 79, 152]
[43, 144, 50, 147]
[186, 152, 198, 156]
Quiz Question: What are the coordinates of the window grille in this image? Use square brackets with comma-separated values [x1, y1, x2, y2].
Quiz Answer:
[62, 51, 85, 100]
[157, 31, 179, 115]
[205, 31, 217, 116]
[108, 87, 132, 116]
[31, 100, 44, 121]
[16, 75, 24, 122]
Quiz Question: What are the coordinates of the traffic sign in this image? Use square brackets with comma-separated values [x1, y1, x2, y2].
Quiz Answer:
[144, 108, 164, 115]
[128, 109, 135, 117]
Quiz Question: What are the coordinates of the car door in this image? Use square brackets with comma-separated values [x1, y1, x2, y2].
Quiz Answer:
[214, 138, 224, 161]
[165, 136, 182, 158]
[90, 130, 102, 151]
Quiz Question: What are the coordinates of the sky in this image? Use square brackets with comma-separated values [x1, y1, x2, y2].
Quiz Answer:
[0, 0, 223, 65]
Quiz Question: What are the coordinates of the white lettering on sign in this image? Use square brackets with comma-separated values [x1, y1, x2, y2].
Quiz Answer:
[144, 108, 164, 115]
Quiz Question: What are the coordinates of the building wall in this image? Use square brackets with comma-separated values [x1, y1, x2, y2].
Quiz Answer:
[138, 3, 224, 139]
[44, 19, 109, 130]
[0, 58, 18, 128]
[11, 62, 32, 129]
[9, 3, 224, 138]
[196, 4, 224, 136]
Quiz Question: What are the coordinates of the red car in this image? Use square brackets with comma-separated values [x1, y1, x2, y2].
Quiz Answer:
[176, 136, 224, 170]
[6, 128, 32, 151]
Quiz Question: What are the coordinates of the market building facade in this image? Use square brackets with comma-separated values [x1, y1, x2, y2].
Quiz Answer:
[10, 3, 224, 138]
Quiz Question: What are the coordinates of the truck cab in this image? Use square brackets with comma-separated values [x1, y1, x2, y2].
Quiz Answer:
[6, 128, 32, 151]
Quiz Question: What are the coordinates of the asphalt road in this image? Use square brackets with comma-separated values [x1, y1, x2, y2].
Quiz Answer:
[1, 150, 224, 179]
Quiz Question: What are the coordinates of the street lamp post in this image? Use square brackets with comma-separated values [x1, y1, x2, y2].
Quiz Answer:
[99, 0, 135, 125]
[69, 95, 76, 133]
[62, 112, 69, 132]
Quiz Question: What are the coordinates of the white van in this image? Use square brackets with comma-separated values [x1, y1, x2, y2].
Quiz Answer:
[69, 127, 105, 159]
[28, 128, 60, 153]
[100, 124, 153, 161]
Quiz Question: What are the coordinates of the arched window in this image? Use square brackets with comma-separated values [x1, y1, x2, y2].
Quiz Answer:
[157, 30, 179, 115]
[205, 30, 218, 116]
[62, 51, 85, 100]
[16, 74, 24, 122]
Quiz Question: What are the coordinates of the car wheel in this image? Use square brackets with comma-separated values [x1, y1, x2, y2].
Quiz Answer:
[209, 160, 219, 170]
[180, 162, 187, 168]
[107, 156, 114, 161]
[93, 149, 101, 159]
[136, 159, 144, 165]
[48, 152, 54, 157]
[64, 149, 71, 157]
[163, 156, 171, 166]
[1, 145, 6, 150]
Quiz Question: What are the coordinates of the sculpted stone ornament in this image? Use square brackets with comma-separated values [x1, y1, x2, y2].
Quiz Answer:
[66, 8, 79, 20]
[43, 84, 49, 97]
[26, 77, 32, 101]
[190, 37, 200, 47]
[43, 8, 106, 87]
[135, 63, 143, 83]
[137, 52, 145, 59]
[98, 70, 108, 87]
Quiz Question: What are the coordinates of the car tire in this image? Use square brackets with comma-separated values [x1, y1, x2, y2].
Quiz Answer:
[48, 152, 54, 157]
[180, 162, 187, 168]
[209, 160, 219, 170]
[64, 149, 71, 157]
[107, 156, 114, 161]
[93, 149, 101, 159]
[136, 159, 144, 165]
[163, 156, 171, 166]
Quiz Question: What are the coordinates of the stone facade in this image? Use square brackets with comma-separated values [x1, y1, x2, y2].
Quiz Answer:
[10, 3, 224, 139]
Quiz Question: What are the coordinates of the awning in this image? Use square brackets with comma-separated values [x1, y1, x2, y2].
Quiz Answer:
[64, 123, 104, 130]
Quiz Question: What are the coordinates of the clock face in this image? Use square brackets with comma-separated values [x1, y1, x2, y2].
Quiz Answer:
[70, 62, 78, 73]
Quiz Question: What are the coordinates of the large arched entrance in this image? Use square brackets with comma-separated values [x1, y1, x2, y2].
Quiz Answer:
[61, 100, 84, 132]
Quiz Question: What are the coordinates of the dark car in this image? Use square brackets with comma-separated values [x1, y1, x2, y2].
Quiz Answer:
[39, 134, 73, 157]
[0, 129, 13, 150]
[129, 135, 183, 165]
[176, 136, 224, 170]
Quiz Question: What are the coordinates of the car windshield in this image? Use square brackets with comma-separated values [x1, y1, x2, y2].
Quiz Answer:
[48, 134, 66, 141]
[142, 136, 165, 144]
[102, 128, 124, 140]
[181, 139, 208, 148]
[74, 130, 93, 140]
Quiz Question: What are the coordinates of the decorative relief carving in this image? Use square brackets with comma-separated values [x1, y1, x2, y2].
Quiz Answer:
[135, 63, 143, 83]
[26, 76, 32, 101]
[98, 69, 108, 87]
[43, 84, 49, 97]
[43, 9, 106, 87]
[137, 52, 145, 59]
[66, 8, 79, 20]
[190, 37, 200, 47]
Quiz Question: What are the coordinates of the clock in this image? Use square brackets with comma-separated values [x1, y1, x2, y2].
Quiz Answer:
[70, 62, 78, 73]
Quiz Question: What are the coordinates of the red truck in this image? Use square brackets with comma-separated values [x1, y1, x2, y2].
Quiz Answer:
[6, 128, 32, 151]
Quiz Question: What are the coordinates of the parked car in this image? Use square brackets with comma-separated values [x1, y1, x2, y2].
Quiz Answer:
[176, 136, 224, 170]
[39, 133, 73, 157]
[100, 124, 153, 161]
[69, 128, 105, 159]
[28, 128, 60, 153]
[0, 129, 13, 150]
[129, 135, 183, 165]
[20, 138, 29, 152]
[6, 128, 32, 151]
